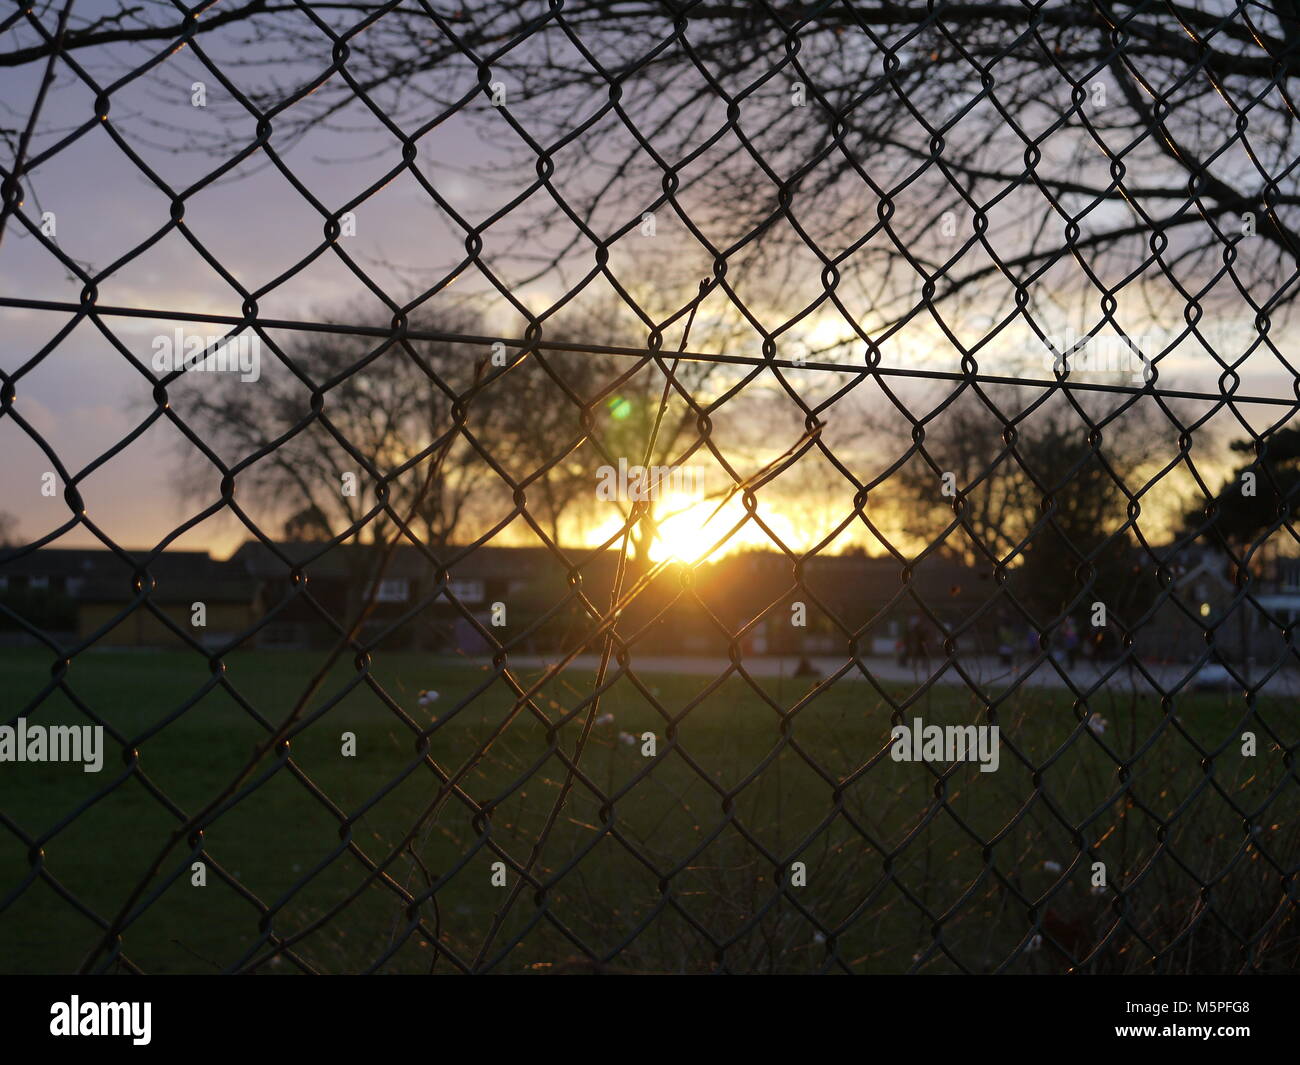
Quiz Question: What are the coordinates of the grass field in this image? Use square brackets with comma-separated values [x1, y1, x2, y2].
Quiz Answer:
[1, 647, 1296, 973]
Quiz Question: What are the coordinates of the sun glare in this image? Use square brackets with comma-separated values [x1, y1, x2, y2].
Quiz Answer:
[648, 498, 718, 564]
[586, 492, 809, 565]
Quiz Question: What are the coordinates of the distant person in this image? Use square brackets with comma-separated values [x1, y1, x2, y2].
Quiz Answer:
[997, 623, 1015, 667]
[1061, 616, 1079, 668]
[904, 617, 930, 669]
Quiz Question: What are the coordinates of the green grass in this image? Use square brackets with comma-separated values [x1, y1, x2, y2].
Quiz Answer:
[0, 647, 1296, 974]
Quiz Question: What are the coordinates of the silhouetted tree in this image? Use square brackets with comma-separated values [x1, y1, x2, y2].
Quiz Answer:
[1186, 425, 1300, 549]
[877, 389, 1160, 621]
[9, 1, 1298, 335]
[178, 308, 490, 549]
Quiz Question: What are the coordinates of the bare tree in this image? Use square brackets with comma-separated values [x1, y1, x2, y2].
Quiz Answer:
[870, 385, 1168, 618]
[472, 348, 609, 548]
[170, 290, 730, 558]
[175, 308, 492, 550]
[9, 1, 1296, 338]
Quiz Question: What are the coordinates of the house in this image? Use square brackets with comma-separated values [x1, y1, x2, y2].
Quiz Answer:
[0, 548, 258, 648]
[0, 539, 1085, 659]
[0, 540, 629, 653]
[229, 540, 625, 651]
[625, 549, 993, 658]
[1126, 545, 1300, 663]
[1129, 547, 1234, 662]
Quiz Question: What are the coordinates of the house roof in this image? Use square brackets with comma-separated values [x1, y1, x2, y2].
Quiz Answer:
[0, 548, 257, 603]
[684, 549, 992, 622]
[4, 540, 1229, 614]
[228, 540, 600, 583]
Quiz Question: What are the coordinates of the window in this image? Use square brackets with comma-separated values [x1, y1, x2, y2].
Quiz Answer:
[30, 575, 49, 590]
[447, 579, 484, 603]
[372, 578, 409, 603]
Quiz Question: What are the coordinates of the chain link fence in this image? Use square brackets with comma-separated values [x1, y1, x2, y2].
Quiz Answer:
[1, 0, 1298, 973]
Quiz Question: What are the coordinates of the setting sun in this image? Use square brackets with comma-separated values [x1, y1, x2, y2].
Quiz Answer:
[648, 496, 723, 563]
[586, 491, 808, 564]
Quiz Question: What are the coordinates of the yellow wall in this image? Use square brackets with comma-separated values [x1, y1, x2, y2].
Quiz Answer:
[77, 602, 254, 646]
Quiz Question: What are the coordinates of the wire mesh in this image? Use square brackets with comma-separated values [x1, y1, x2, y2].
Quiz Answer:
[1, 0, 1298, 974]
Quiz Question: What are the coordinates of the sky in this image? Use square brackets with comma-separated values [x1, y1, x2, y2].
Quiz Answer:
[3, 2, 1298, 561]
[2, 5, 530, 556]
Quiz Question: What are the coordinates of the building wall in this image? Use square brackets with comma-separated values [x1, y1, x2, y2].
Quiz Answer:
[77, 602, 256, 647]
